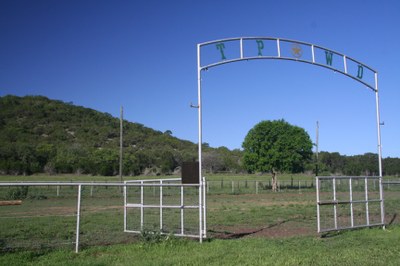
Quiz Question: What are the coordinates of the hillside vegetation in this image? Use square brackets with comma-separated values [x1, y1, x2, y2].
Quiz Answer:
[0, 95, 242, 176]
[1, 95, 399, 177]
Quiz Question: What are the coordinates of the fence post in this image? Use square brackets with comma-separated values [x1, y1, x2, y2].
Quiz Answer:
[140, 180, 144, 231]
[349, 178, 354, 227]
[199, 178, 203, 243]
[365, 178, 370, 226]
[333, 178, 337, 230]
[256, 181, 258, 194]
[231, 181, 234, 194]
[123, 182, 127, 232]
[181, 185, 184, 235]
[160, 180, 163, 231]
[75, 184, 82, 253]
[57, 185, 60, 197]
[202, 176, 207, 238]
[316, 177, 320, 233]
[379, 176, 385, 229]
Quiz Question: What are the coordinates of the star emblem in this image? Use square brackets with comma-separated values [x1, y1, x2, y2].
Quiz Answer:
[291, 43, 303, 58]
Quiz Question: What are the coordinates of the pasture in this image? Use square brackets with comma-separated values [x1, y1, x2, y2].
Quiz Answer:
[1, 174, 400, 265]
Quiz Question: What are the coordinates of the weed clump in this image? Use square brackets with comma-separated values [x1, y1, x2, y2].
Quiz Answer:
[5, 186, 28, 200]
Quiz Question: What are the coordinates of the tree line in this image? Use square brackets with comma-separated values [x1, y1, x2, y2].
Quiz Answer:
[0, 95, 399, 177]
[317, 152, 400, 176]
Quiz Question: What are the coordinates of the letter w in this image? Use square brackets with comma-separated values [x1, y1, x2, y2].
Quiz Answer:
[325, 51, 333, 66]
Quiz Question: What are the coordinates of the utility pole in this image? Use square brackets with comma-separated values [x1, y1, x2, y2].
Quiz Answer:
[119, 106, 123, 184]
[315, 121, 319, 176]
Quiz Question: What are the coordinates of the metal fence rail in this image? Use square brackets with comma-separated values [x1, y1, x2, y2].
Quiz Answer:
[383, 181, 400, 185]
[316, 176, 385, 233]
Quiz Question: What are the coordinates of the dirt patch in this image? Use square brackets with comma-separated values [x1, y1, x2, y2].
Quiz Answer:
[209, 219, 316, 239]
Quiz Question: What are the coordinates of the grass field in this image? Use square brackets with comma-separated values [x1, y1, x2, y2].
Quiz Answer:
[0, 174, 399, 265]
[1, 226, 400, 265]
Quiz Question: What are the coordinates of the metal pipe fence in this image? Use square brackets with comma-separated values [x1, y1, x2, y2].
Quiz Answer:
[1, 177, 399, 253]
[205, 179, 315, 194]
[0, 179, 206, 253]
[316, 176, 385, 233]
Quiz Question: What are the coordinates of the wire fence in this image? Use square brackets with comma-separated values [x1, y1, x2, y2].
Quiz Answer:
[0, 184, 128, 252]
[0, 181, 204, 253]
[205, 179, 400, 194]
[1, 178, 399, 253]
[205, 179, 315, 194]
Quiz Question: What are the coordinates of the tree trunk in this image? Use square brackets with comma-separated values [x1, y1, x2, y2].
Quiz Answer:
[271, 170, 278, 192]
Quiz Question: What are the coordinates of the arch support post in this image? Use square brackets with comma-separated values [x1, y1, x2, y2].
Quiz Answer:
[374, 73, 385, 228]
[374, 73, 383, 177]
[197, 44, 204, 242]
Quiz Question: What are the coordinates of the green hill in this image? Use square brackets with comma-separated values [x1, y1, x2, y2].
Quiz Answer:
[0, 95, 236, 176]
[2, 95, 398, 177]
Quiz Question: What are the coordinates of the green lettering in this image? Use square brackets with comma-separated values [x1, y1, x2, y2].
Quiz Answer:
[357, 65, 364, 79]
[216, 43, 226, 60]
[256, 40, 264, 56]
[325, 50, 333, 66]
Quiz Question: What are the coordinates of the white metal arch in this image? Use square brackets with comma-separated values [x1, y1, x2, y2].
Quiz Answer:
[195, 37, 384, 236]
[196, 37, 383, 179]
[198, 37, 378, 91]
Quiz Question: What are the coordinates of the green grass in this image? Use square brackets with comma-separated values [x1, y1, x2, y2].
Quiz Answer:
[1, 174, 400, 265]
[1, 226, 399, 265]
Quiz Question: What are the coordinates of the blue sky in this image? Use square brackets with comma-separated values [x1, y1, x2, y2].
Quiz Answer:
[1, 0, 399, 158]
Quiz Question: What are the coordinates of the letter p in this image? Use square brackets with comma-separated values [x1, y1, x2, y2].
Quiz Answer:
[256, 40, 264, 56]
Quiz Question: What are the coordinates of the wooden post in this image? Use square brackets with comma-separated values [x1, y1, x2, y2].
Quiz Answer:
[0, 200, 22, 206]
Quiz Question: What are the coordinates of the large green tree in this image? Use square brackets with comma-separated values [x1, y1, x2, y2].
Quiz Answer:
[242, 119, 313, 191]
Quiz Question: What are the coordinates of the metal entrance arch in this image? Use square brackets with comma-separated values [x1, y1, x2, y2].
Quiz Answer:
[195, 37, 384, 233]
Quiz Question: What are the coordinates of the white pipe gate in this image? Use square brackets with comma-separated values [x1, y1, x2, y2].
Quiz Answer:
[316, 176, 385, 233]
[123, 177, 206, 240]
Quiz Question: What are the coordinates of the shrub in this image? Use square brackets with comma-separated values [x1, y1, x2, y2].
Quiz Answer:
[5, 186, 29, 200]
